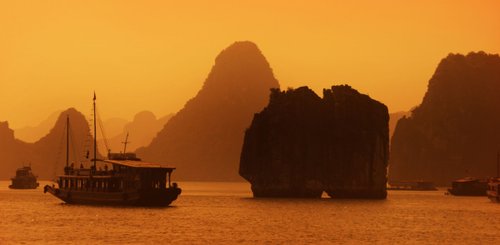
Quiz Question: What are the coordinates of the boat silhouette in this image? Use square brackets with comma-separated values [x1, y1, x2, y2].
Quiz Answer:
[9, 165, 39, 189]
[44, 93, 181, 206]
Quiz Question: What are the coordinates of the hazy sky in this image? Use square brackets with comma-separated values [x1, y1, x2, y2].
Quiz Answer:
[1, 0, 499, 129]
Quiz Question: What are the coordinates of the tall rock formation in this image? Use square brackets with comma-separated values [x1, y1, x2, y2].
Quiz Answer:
[137, 41, 280, 181]
[0, 108, 93, 179]
[390, 52, 500, 185]
[240, 85, 389, 198]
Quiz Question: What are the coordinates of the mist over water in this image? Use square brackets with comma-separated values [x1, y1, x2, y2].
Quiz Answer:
[1, 181, 499, 244]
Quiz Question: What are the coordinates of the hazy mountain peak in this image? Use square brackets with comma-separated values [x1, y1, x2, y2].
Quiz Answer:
[138, 41, 280, 181]
[201, 41, 278, 94]
[133, 110, 157, 123]
[98, 111, 171, 154]
[214, 41, 262, 64]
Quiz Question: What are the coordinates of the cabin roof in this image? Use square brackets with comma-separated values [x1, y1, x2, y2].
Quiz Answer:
[102, 160, 176, 170]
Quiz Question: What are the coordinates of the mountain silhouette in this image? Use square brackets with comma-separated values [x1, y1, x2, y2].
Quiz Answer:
[1, 108, 94, 179]
[98, 111, 172, 154]
[14, 110, 62, 143]
[137, 41, 280, 181]
[390, 52, 500, 185]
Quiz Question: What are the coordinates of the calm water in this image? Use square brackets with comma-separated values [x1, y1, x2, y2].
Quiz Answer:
[0, 181, 499, 244]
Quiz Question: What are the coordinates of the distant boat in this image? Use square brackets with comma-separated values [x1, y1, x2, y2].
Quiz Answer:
[9, 165, 39, 189]
[387, 181, 437, 191]
[487, 152, 500, 203]
[447, 177, 487, 196]
[44, 94, 181, 206]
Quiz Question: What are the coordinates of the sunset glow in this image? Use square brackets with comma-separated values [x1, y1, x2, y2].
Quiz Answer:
[1, 0, 499, 128]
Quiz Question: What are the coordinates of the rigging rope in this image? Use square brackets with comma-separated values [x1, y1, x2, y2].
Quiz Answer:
[95, 105, 111, 154]
[82, 117, 92, 161]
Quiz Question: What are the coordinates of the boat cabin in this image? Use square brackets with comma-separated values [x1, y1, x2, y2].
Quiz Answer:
[15, 166, 35, 177]
[57, 156, 176, 193]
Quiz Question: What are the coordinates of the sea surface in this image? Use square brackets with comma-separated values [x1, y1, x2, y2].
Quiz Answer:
[0, 181, 499, 244]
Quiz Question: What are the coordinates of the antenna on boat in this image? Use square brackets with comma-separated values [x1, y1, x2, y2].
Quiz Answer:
[93, 92, 97, 171]
[122, 132, 130, 154]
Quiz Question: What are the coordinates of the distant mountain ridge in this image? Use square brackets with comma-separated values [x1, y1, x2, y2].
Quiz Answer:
[137, 41, 280, 181]
[99, 111, 172, 154]
[390, 51, 500, 185]
[14, 110, 62, 143]
[100, 117, 129, 140]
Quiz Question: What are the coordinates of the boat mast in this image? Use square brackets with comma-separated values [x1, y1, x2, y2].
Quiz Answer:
[66, 115, 70, 168]
[93, 92, 97, 170]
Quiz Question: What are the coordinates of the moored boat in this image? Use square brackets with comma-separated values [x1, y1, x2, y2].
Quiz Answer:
[9, 165, 39, 189]
[44, 94, 181, 206]
[447, 177, 487, 196]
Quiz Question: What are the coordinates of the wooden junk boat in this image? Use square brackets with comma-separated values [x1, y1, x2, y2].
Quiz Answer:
[44, 94, 181, 206]
[9, 165, 39, 189]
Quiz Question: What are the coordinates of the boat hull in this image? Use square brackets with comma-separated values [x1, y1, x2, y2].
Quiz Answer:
[44, 185, 181, 206]
[9, 182, 39, 189]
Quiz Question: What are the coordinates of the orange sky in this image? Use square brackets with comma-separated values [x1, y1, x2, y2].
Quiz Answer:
[1, 0, 499, 129]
